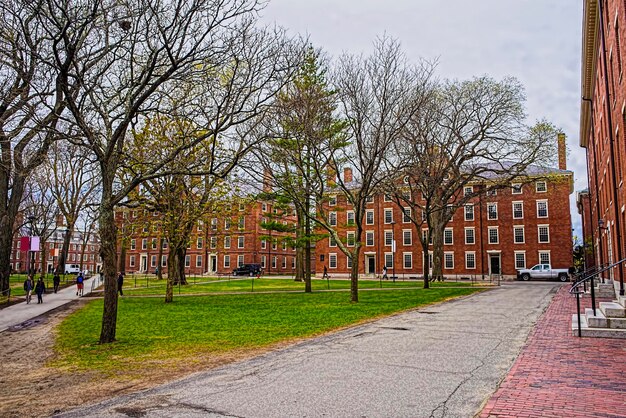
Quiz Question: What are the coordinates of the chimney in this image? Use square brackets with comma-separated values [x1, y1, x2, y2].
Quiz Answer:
[557, 133, 567, 170]
[343, 167, 353, 183]
[326, 165, 337, 186]
[262, 169, 272, 193]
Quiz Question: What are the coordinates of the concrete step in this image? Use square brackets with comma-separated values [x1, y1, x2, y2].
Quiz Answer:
[595, 283, 616, 298]
[608, 317, 626, 329]
[585, 308, 607, 328]
[618, 294, 626, 307]
[599, 302, 626, 318]
[571, 314, 626, 338]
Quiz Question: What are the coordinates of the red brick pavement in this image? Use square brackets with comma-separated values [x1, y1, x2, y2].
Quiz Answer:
[480, 284, 626, 418]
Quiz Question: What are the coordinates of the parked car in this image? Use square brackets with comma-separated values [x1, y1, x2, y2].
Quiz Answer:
[232, 264, 262, 276]
[64, 264, 81, 274]
[516, 264, 570, 282]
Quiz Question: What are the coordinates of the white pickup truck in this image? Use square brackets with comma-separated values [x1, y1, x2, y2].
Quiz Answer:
[517, 264, 571, 282]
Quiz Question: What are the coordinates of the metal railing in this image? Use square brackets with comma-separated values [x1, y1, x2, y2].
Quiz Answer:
[570, 257, 626, 337]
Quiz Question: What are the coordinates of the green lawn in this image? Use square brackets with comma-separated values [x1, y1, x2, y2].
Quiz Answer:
[53, 286, 486, 376]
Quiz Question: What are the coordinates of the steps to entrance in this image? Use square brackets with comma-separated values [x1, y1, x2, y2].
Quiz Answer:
[571, 314, 626, 338]
[571, 283, 626, 338]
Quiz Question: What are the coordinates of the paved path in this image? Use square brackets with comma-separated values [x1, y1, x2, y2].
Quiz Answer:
[480, 285, 626, 418]
[59, 282, 560, 418]
[0, 275, 100, 333]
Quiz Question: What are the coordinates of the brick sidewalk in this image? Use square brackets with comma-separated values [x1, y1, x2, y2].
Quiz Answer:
[480, 285, 626, 418]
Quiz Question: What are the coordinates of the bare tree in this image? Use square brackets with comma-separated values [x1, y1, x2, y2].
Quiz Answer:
[39, 0, 302, 342]
[385, 76, 558, 285]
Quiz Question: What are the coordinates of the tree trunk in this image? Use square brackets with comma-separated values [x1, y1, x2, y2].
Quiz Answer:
[165, 247, 180, 303]
[117, 240, 126, 274]
[430, 210, 445, 282]
[157, 237, 164, 280]
[57, 221, 75, 273]
[98, 196, 120, 344]
[350, 248, 360, 302]
[0, 216, 14, 293]
[421, 242, 430, 289]
[177, 247, 187, 284]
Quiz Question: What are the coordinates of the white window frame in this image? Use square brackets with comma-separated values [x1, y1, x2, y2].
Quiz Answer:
[465, 227, 475, 245]
[444, 228, 453, 245]
[538, 251, 551, 265]
[238, 236, 245, 248]
[329, 211, 337, 226]
[514, 251, 526, 269]
[488, 227, 499, 244]
[511, 183, 522, 194]
[513, 226, 525, 244]
[384, 230, 393, 246]
[535, 181, 547, 193]
[465, 204, 474, 221]
[536, 200, 549, 218]
[403, 207, 411, 223]
[347, 210, 355, 226]
[385, 253, 393, 268]
[223, 255, 230, 268]
[403, 229, 412, 246]
[464, 186, 473, 196]
[403, 252, 412, 269]
[329, 195, 337, 206]
[347, 231, 355, 247]
[366, 209, 374, 225]
[224, 236, 231, 249]
[366, 231, 374, 247]
[444, 252, 454, 269]
[512, 201, 524, 219]
[237, 255, 244, 267]
[538, 225, 550, 243]
[465, 252, 476, 269]
[329, 253, 337, 268]
[196, 255, 203, 268]
[384, 208, 393, 224]
[487, 202, 498, 220]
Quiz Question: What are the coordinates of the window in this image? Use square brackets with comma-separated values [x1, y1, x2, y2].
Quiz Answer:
[465, 228, 475, 245]
[488, 227, 499, 244]
[161, 255, 167, 267]
[237, 255, 244, 267]
[365, 196, 374, 203]
[261, 256, 266, 268]
[511, 183, 522, 194]
[260, 238, 265, 249]
[329, 195, 337, 206]
[238, 216, 245, 229]
[238, 236, 245, 248]
[403, 207, 411, 223]
[185, 255, 191, 267]
[262, 203, 267, 212]
[403, 230, 412, 246]
[129, 255, 136, 267]
[272, 239, 277, 250]
[366, 210, 374, 225]
[486, 189, 497, 196]
[384, 194, 392, 202]
[282, 257, 287, 268]
[210, 237, 217, 249]
[384, 231, 393, 246]
[538, 225, 550, 243]
[142, 239, 147, 250]
[444, 252, 454, 269]
[347, 255, 352, 269]
[384, 208, 393, 224]
[329, 212, 337, 226]
[487, 203, 498, 220]
[197, 237, 203, 249]
[239, 203, 245, 211]
[347, 232, 355, 247]
[536, 200, 548, 218]
[223, 255, 230, 268]
[464, 205, 474, 221]
[282, 241, 287, 251]
[224, 236, 231, 249]
[422, 229, 433, 245]
[465, 252, 476, 269]
[536, 181, 547, 192]
[329, 253, 337, 268]
[197, 220, 203, 231]
[130, 239, 136, 250]
[444, 228, 453, 245]
[211, 218, 217, 230]
[347, 211, 355, 226]
[512, 202, 524, 219]
[162, 240, 168, 249]
[539, 251, 550, 265]
[151, 255, 157, 268]
[464, 186, 473, 196]
[514, 226, 525, 244]
[196, 255, 202, 267]
[385, 253, 393, 268]
[403, 253, 412, 269]
[329, 235, 337, 247]
[515, 252, 526, 269]
[366, 231, 374, 246]
[224, 218, 231, 230]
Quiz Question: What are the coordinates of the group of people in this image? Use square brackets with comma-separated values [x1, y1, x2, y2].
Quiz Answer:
[22, 276, 46, 304]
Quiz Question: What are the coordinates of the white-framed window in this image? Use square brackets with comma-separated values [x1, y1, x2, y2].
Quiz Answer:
[514, 226, 525, 244]
[384, 230, 393, 246]
[260, 238, 265, 249]
[239, 203, 245, 211]
[185, 255, 191, 267]
[384, 194, 392, 202]
[465, 228, 475, 245]
[486, 188, 497, 196]
[237, 255, 244, 267]
[292, 257, 296, 269]
[329, 211, 337, 226]
[262, 202, 267, 212]
[512, 202, 524, 219]
[151, 255, 157, 268]
[384, 208, 393, 224]
[130, 239, 136, 250]
[210, 237, 217, 249]
[224, 218, 231, 230]
[261, 218, 267, 230]
[196, 255, 202, 267]
[403, 230, 412, 246]
[223, 255, 230, 268]
[511, 183, 522, 194]
[347, 255, 352, 269]
[444, 252, 454, 269]
[347, 210, 355, 226]
[272, 239, 278, 250]
[129, 255, 136, 267]
[329, 195, 337, 206]
[238, 216, 245, 229]
[141, 238, 147, 250]
[445, 204, 454, 221]
[536, 200, 548, 218]
[197, 237, 203, 249]
[197, 220, 203, 231]
[329, 253, 337, 268]
[261, 255, 266, 268]
[515, 252, 526, 269]
[403, 252, 412, 269]
[161, 255, 167, 267]
[538, 225, 550, 243]
[282, 257, 287, 268]
[487, 203, 498, 220]
[211, 218, 218, 230]
[539, 251, 550, 265]
[444, 228, 453, 245]
[132, 210, 138, 218]
[536, 181, 547, 192]
[238, 236, 245, 248]
[366, 209, 374, 225]
[347, 232, 355, 247]
[329, 235, 337, 247]
[224, 236, 231, 249]
[464, 186, 473, 196]
[403, 207, 411, 223]
[385, 253, 393, 268]
[365, 195, 374, 203]
[366, 231, 374, 246]
[488, 227, 499, 244]
[465, 204, 474, 221]
[465, 252, 476, 269]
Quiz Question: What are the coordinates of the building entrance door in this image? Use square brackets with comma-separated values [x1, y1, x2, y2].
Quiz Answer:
[366, 255, 375, 275]
[140, 255, 148, 273]
[210, 255, 217, 273]
[489, 254, 501, 276]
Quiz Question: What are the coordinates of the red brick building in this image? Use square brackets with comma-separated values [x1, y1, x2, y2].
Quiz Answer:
[576, 189, 597, 270]
[116, 199, 298, 276]
[315, 165, 574, 280]
[580, 0, 626, 295]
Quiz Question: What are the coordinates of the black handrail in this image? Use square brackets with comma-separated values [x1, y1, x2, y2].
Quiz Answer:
[570, 257, 626, 337]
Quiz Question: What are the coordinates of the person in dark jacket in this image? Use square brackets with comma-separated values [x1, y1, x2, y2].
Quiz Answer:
[23, 276, 34, 304]
[35, 278, 45, 304]
[52, 272, 60, 293]
[117, 272, 124, 296]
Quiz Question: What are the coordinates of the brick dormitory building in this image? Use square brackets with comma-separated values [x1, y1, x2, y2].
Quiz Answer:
[315, 140, 574, 280]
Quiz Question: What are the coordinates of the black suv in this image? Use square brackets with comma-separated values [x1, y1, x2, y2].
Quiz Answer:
[232, 263, 262, 276]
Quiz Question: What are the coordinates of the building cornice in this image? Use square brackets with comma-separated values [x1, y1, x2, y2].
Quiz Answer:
[580, 0, 599, 148]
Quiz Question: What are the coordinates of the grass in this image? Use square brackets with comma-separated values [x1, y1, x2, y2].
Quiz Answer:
[53, 286, 486, 376]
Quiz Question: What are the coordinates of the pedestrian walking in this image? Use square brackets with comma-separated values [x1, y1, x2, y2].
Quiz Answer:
[382, 266, 388, 280]
[322, 265, 329, 280]
[117, 272, 124, 296]
[35, 277, 45, 304]
[53, 272, 60, 293]
[23, 275, 34, 304]
[76, 272, 84, 296]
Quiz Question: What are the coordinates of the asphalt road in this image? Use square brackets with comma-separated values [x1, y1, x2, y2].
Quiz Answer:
[59, 282, 561, 418]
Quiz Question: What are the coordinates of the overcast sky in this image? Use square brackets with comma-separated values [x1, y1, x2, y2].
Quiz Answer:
[259, 0, 585, 235]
